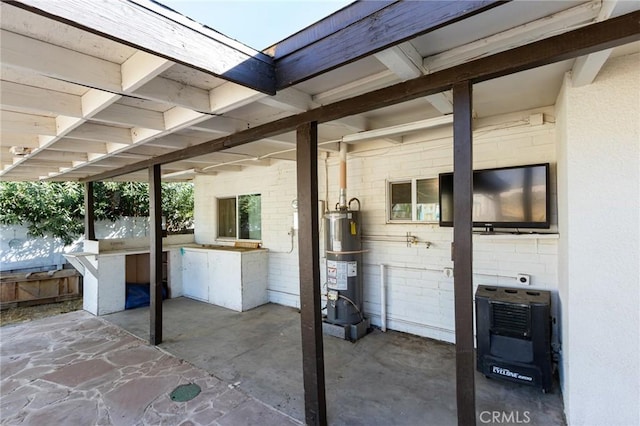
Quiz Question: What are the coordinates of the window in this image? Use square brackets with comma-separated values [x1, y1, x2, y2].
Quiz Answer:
[388, 178, 439, 222]
[218, 194, 261, 239]
[390, 181, 412, 220]
[416, 178, 439, 222]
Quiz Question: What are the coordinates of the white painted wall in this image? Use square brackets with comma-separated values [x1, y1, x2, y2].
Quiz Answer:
[194, 105, 560, 344]
[194, 161, 301, 307]
[556, 52, 640, 425]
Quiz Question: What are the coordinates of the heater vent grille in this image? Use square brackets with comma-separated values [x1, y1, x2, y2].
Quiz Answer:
[491, 302, 530, 338]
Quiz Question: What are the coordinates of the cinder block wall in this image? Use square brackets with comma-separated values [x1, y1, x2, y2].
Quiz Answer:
[194, 106, 558, 344]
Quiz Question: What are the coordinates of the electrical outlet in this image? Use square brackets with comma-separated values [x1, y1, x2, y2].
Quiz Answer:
[516, 273, 531, 285]
[443, 267, 454, 278]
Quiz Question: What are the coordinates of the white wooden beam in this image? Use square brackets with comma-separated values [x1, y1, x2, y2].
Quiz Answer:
[181, 157, 272, 168]
[572, 0, 619, 87]
[2, 20, 275, 180]
[425, 92, 454, 115]
[31, 89, 122, 156]
[200, 164, 244, 172]
[0, 111, 57, 135]
[121, 51, 174, 92]
[423, 1, 601, 73]
[240, 158, 272, 167]
[374, 42, 424, 80]
[0, 29, 122, 93]
[9, 0, 275, 94]
[161, 168, 204, 179]
[64, 123, 133, 144]
[320, 115, 405, 145]
[0, 80, 82, 117]
[32, 150, 87, 162]
[375, 42, 454, 114]
[92, 104, 165, 130]
[312, 70, 399, 105]
[256, 87, 361, 147]
[13, 158, 73, 168]
[209, 82, 266, 114]
[54, 107, 212, 179]
[327, 115, 368, 133]
[3, 166, 63, 176]
[258, 87, 315, 113]
[4, 50, 179, 181]
[132, 107, 208, 144]
[105, 142, 133, 154]
[189, 117, 240, 135]
[80, 89, 121, 118]
[134, 77, 211, 112]
[46, 139, 107, 154]
[341, 115, 454, 144]
[572, 49, 613, 87]
[0, 134, 40, 148]
[123, 145, 173, 157]
[140, 140, 190, 150]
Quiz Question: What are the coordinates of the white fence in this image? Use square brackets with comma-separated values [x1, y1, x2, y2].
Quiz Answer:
[0, 217, 151, 273]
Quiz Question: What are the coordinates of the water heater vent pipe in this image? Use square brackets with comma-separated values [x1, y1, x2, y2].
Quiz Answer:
[338, 142, 347, 209]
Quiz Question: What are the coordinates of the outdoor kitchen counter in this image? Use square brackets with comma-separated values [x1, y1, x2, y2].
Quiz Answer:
[180, 243, 267, 253]
[180, 245, 268, 312]
[64, 235, 196, 316]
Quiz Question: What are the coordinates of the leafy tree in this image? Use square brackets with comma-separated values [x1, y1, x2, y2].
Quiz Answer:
[162, 183, 194, 232]
[0, 181, 194, 245]
[0, 182, 84, 245]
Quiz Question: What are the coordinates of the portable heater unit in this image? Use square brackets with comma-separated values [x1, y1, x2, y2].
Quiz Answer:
[475, 285, 552, 392]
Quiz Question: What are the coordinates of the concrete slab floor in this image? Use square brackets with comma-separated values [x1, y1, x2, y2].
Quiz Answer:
[104, 297, 566, 426]
[0, 310, 300, 426]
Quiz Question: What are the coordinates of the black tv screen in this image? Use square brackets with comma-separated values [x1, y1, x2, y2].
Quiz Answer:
[439, 163, 550, 229]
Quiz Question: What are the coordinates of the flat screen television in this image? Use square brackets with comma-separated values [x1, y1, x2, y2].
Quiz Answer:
[439, 163, 550, 230]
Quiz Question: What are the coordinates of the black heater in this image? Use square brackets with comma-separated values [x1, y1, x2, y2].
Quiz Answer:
[475, 285, 552, 392]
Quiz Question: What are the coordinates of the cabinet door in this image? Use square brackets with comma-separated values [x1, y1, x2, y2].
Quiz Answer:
[182, 251, 209, 302]
[209, 251, 242, 310]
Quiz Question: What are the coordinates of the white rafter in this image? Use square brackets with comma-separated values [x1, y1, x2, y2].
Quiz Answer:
[258, 87, 313, 113]
[1, 45, 178, 177]
[312, 70, 399, 105]
[572, 0, 619, 87]
[375, 42, 454, 115]
[422, 0, 601, 73]
[1, 111, 57, 135]
[0, 22, 275, 180]
[0, 80, 82, 117]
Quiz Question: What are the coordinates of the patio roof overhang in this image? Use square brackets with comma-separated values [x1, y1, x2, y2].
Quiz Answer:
[80, 10, 640, 182]
[2, 2, 639, 425]
[3, 0, 637, 183]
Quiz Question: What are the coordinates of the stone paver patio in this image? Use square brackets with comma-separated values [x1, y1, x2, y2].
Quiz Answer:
[0, 310, 301, 425]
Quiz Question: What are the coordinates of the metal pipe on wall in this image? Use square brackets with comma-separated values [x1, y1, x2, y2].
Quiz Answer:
[380, 264, 387, 332]
[338, 142, 347, 208]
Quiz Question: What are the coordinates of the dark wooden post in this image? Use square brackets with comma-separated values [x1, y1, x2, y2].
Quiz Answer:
[84, 181, 95, 240]
[149, 164, 163, 345]
[296, 121, 327, 426]
[452, 80, 476, 426]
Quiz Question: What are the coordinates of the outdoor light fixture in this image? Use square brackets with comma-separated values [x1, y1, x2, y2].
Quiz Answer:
[9, 146, 32, 157]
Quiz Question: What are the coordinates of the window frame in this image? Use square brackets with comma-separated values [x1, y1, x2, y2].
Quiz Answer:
[216, 193, 262, 241]
[386, 177, 440, 224]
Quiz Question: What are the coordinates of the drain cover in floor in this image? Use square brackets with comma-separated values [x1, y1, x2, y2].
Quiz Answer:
[170, 383, 201, 402]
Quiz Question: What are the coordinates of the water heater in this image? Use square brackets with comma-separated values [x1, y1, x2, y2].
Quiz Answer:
[323, 201, 369, 341]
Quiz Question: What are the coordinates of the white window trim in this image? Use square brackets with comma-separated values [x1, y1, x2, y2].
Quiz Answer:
[216, 193, 262, 242]
[386, 177, 439, 224]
